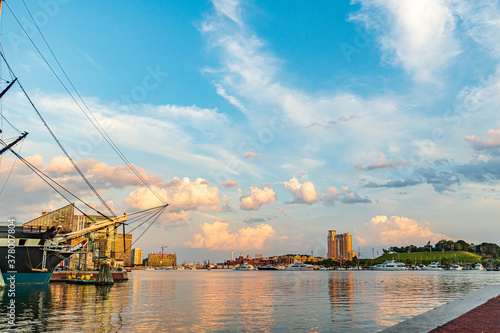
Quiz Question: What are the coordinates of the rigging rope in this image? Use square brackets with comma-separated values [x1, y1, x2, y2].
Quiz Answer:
[10, 0, 167, 206]
[0, 49, 117, 218]
[7, 147, 107, 221]
[0, 138, 22, 197]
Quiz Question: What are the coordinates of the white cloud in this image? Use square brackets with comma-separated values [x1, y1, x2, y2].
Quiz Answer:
[211, 0, 243, 25]
[189, 221, 277, 250]
[355, 215, 449, 246]
[283, 177, 318, 205]
[351, 0, 461, 82]
[214, 82, 247, 112]
[239, 185, 276, 210]
[453, 1, 500, 58]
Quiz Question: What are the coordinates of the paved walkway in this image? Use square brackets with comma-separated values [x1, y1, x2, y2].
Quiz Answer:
[430, 295, 500, 332]
[382, 284, 500, 333]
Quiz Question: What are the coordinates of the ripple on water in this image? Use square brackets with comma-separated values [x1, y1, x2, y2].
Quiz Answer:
[0, 270, 499, 332]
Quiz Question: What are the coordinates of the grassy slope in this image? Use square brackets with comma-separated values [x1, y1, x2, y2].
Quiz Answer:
[369, 251, 481, 264]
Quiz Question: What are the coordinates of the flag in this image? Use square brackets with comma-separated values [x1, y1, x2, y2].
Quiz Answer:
[425, 241, 431, 247]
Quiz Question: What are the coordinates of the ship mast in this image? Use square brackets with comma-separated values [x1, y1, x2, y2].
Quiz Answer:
[54, 204, 169, 243]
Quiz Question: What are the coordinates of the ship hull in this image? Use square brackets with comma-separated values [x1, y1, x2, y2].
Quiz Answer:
[0, 245, 72, 285]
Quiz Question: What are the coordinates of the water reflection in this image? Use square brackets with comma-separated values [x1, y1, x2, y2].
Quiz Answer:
[328, 272, 356, 324]
[0, 271, 499, 332]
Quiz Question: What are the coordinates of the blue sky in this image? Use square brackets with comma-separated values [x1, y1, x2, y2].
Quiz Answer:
[1, 0, 500, 263]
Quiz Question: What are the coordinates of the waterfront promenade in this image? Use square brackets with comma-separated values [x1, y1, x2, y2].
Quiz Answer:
[383, 284, 500, 332]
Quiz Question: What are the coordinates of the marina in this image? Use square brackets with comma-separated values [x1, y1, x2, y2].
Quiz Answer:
[0, 1, 499, 332]
[1, 270, 500, 332]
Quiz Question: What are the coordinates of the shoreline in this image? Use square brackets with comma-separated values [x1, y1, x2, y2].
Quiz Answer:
[382, 283, 500, 332]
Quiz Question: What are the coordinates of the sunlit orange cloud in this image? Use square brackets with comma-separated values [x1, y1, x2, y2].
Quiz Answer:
[283, 177, 318, 204]
[356, 153, 408, 171]
[218, 180, 239, 189]
[355, 215, 449, 246]
[188, 221, 277, 250]
[466, 129, 500, 149]
[239, 186, 276, 210]
[46, 156, 163, 189]
[124, 177, 220, 223]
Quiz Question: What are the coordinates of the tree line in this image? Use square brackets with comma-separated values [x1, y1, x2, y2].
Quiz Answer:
[387, 239, 500, 258]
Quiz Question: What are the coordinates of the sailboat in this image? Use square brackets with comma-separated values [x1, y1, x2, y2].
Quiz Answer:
[0, 1, 168, 284]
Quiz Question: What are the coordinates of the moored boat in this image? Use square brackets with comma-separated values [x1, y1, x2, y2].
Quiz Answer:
[257, 264, 278, 271]
[369, 259, 406, 271]
[233, 263, 254, 271]
[472, 263, 484, 270]
[422, 262, 443, 271]
[285, 261, 315, 271]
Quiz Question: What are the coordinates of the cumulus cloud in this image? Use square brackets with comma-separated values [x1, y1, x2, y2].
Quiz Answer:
[466, 129, 500, 150]
[356, 153, 408, 170]
[0, 154, 169, 219]
[239, 186, 276, 210]
[124, 177, 220, 223]
[355, 215, 449, 246]
[351, 0, 461, 82]
[218, 180, 239, 189]
[283, 177, 318, 204]
[322, 185, 371, 205]
[189, 221, 276, 250]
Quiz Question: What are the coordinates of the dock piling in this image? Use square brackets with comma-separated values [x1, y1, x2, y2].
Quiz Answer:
[96, 263, 114, 285]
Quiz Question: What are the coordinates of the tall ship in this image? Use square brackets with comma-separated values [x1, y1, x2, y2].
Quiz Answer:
[0, 206, 163, 284]
[0, 0, 168, 284]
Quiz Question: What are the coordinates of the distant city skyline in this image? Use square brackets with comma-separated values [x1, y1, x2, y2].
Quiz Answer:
[1, 1, 499, 262]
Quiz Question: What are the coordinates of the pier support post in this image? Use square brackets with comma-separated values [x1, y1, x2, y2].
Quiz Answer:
[96, 263, 114, 285]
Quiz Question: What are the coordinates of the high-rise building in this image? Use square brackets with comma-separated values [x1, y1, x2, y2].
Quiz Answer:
[328, 231, 356, 261]
[131, 248, 143, 266]
[327, 230, 336, 259]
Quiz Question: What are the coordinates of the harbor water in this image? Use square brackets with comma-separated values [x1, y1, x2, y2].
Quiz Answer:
[1, 270, 500, 332]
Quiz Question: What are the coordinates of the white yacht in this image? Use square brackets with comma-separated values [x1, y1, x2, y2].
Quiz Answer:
[449, 264, 463, 270]
[233, 263, 254, 271]
[422, 262, 443, 270]
[285, 261, 315, 271]
[370, 259, 406, 271]
[472, 263, 484, 270]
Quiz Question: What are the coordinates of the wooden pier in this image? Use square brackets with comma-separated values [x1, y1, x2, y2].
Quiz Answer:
[50, 271, 128, 282]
